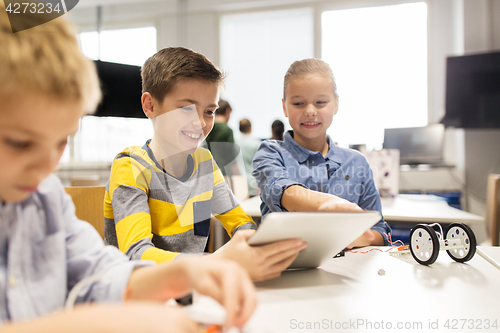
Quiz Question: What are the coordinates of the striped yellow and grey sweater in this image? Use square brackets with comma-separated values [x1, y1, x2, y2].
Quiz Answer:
[104, 140, 256, 263]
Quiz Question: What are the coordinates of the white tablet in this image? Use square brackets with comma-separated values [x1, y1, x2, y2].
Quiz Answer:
[247, 211, 382, 269]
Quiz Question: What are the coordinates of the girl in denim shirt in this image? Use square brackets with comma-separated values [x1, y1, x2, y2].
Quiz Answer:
[253, 59, 390, 248]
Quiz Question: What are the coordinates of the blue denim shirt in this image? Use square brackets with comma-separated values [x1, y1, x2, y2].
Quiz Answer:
[0, 174, 150, 324]
[252, 131, 390, 239]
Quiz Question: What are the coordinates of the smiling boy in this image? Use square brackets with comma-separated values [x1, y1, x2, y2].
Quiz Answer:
[104, 47, 306, 281]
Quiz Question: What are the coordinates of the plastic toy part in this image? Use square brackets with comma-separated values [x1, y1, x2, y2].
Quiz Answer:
[407, 223, 477, 266]
[445, 223, 476, 263]
[388, 245, 410, 257]
[409, 224, 440, 265]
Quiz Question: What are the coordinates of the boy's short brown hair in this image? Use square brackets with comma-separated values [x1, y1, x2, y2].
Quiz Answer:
[0, 4, 100, 113]
[141, 47, 225, 104]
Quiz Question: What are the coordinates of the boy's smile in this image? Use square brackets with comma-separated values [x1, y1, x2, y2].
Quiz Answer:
[143, 79, 219, 175]
[182, 130, 202, 141]
[0, 93, 82, 202]
[283, 74, 339, 153]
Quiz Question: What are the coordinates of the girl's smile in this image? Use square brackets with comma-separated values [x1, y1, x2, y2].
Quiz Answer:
[283, 74, 338, 154]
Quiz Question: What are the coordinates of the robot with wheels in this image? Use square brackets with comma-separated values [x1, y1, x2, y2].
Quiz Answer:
[390, 223, 477, 266]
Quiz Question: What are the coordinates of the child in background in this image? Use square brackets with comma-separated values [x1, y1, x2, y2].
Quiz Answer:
[104, 47, 306, 281]
[252, 59, 390, 248]
[237, 118, 261, 197]
[271, 119, 285, 141]
[204, 99, 239, 177]
[0, 6, 255, 331]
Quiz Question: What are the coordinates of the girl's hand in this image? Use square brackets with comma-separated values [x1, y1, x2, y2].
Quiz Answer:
[317, 197, 363, 213]
[346, 230, 385, 249]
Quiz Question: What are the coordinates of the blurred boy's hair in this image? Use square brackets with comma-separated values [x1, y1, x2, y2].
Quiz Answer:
[239, 118, 251, 134]
[271, 119, 284, 141]
[216, 99, 231, 117]
[283, 58, 338, 99]
[141, 47, 225, 104]
[0, 4, 101, 113]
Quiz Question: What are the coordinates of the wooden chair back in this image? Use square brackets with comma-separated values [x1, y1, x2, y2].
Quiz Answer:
[64, 186, 106, 239]
[70, 175, 99, 186]
[486, 174, 500, 246]
[224, 175, 249, 202]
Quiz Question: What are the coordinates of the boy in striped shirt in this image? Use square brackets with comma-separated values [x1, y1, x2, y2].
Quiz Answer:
[105, 47, 307, 281]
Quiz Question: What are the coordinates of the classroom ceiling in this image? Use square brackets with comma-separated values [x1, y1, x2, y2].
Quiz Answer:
[77, 0, 317, 11]
[78, 0, 165, 8]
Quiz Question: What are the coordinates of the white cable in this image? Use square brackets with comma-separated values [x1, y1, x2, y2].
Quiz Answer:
[476, 247, 500, 271]
[65, 271, 110, 311]
[60, 0, 68, 14]
[427, 223, 444, 240]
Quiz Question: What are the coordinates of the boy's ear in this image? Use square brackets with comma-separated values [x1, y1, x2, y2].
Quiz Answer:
[282, 98, 288, 117]
[333, 96, 339, 116]
[142, 92, 155, 119]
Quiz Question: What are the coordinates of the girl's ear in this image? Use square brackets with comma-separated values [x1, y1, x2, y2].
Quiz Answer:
[333, 96, 339, 116]
[282, 98, 288, 117]
[142, 92, 155, 119]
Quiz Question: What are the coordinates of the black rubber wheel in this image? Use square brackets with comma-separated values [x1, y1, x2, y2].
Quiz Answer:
[409, 224, 440, 265]
[445, 223, 476, 263]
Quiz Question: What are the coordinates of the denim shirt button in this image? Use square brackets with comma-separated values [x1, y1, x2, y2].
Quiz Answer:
[9, 275, 16, 287]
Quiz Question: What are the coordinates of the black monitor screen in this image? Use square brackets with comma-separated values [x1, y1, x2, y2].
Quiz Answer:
[92, 60, 146, 118]
[442, 51, 500, 128]
[383, 124, 444, 165]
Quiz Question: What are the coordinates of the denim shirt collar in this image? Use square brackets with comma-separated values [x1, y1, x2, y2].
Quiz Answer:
[283, 130, 344, 165]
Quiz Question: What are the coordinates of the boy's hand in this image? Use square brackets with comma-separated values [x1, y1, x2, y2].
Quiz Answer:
[127, 256, 256, 328]
[97, 304, 199, 333]
[7, 303, 199, 333]
[181, 256, 257, 328]
[215, 230, 308, 281]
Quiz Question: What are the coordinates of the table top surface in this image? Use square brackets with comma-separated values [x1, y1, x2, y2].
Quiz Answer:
[190, 246, 500, 332]
[380, 194, 484, 224]
[241, 194, 485, 225]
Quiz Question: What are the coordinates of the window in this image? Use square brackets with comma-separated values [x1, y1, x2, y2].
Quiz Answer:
[322, 2, 427, 149]
[80, 26, 157, 66]
[60, 26, 157, 163]
[76, 117, 153, 162]
[220, 8, 314, 139]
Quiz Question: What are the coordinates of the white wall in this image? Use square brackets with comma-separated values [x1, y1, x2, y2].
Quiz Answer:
[460, 0, 500, 217]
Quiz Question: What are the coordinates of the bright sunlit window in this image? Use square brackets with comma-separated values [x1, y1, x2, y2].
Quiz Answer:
[80, 26, 157, 66]
[60, 26, 157, 163]
[76, 117, 153, 162]
[220, 8, 314, 139]
[322, 2, 427, 149]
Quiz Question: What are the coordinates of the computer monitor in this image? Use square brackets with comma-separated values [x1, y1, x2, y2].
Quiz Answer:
[442, 51, 500, 128]
[93, 60, 146, 118]
[383, 124, 444, 166]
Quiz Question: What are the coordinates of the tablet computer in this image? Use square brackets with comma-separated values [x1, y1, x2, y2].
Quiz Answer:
[247, 211, 382, 269]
